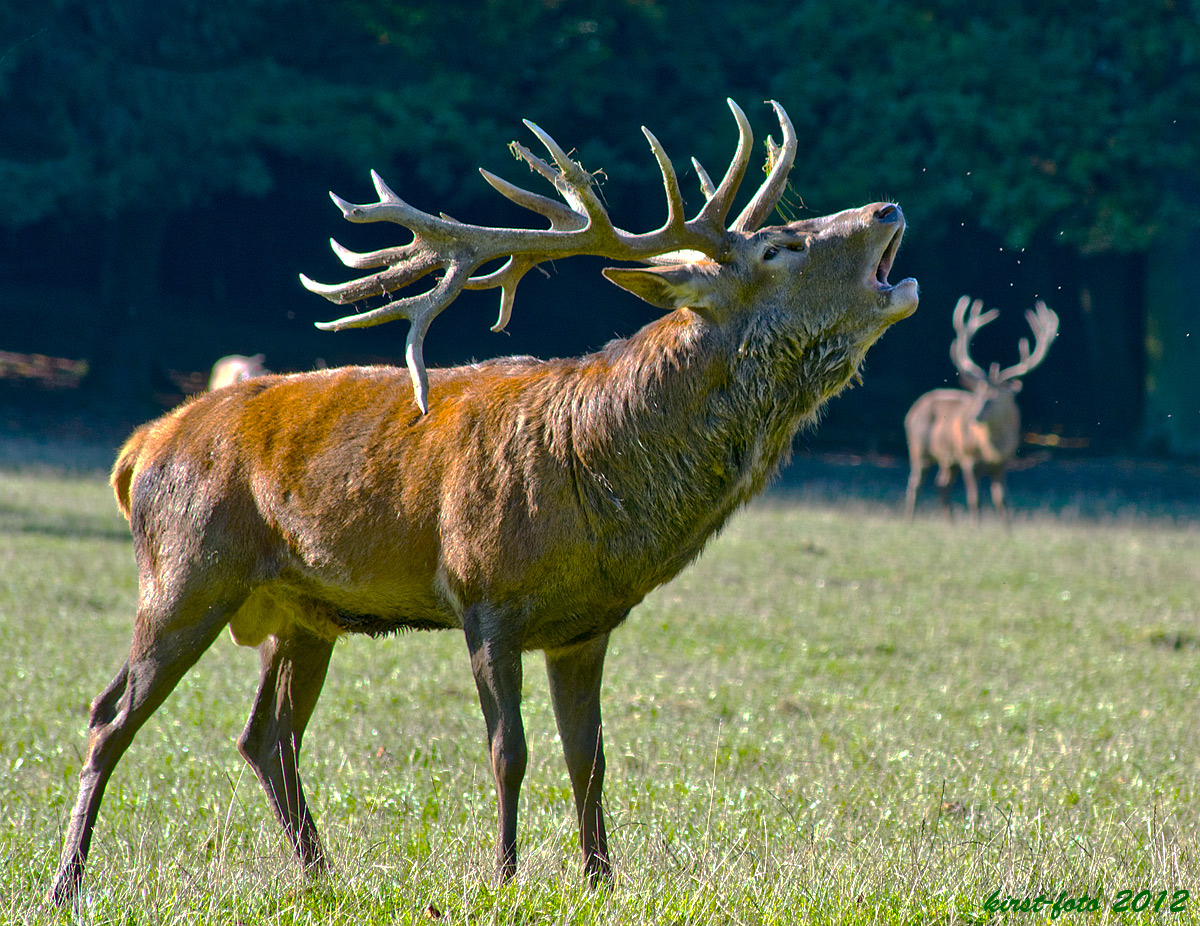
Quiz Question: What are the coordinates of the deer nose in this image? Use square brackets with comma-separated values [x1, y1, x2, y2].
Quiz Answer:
[874, 204, 900, 223]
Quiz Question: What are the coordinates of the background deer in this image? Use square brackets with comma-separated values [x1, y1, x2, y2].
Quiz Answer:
[207, 352, 270, 390]
[48, 100, 918, 906]
[904, 295, 1058, 522]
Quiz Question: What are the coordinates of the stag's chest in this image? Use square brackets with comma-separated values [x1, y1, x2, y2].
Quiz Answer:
[978, 400, 1020, 461]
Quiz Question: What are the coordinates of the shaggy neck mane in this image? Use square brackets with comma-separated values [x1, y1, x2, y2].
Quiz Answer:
[551, 309, 852, 581]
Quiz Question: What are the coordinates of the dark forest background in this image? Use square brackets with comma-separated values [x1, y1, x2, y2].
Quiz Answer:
[1, 0, 1198, 458]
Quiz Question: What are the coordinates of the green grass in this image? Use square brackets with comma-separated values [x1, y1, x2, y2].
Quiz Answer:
[2, 465, 1198, 924]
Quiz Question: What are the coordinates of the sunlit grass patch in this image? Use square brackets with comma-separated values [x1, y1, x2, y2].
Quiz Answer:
[2, 467, 1197, 924]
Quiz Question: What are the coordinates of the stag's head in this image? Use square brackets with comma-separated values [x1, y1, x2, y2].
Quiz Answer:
[604, 203, 916, 374]
[302, 100, 918, 412]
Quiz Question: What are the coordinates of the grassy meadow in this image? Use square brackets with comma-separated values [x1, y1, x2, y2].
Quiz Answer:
[1, 458, 1198, 924]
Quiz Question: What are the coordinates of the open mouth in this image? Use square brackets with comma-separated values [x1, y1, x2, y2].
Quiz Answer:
[873, 226, 903, 291]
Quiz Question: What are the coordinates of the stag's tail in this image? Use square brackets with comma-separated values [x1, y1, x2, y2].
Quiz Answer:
[110, 423, 154, 521]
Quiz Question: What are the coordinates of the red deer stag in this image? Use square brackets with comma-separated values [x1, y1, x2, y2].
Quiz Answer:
[48, 100, 918, 905]
[207, 352, 270, 390]
[904, 295, 1058, 522]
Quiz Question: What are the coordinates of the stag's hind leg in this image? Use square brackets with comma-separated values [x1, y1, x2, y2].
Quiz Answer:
[237, 626, 334, 874]
[904, 460, 926, 521]
[546, 633, 612, 886]
[47, 597, 238, 906]
[988, 465, 1011, 527]
[961, 460, 981, 521]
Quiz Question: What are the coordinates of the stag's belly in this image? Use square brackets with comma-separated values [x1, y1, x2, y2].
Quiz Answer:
[226, 578, 642, 655]
[227, 572, 461, 647]
[226, 539, 645, 652]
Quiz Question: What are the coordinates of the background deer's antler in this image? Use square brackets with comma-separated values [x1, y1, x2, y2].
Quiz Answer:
[995, 300, 1060, 383]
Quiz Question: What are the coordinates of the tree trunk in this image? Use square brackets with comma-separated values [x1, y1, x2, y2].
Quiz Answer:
[1077, 252, 1145, 451]
[80, 210, 168, 417]
[1143, 208, 1200, 457]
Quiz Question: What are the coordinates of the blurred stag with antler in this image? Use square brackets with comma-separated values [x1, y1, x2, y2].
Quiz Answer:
[904, 295, 1059, 522]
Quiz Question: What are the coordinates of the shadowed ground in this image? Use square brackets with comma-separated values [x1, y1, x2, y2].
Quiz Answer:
[776, 449, 1200, 523]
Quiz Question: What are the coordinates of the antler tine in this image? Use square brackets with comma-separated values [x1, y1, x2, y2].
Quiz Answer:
[953, 296, 1000, 335]
[1030, 300, 1059, 344]
[695, 99, 754, 229]
[642, 126, 686, 232]
[329, 173, 456, 237]
[462, 256, 542, 333]
[508, 141, 562, 188]
[300, 245, 443, 305]
[522, 120, 587, 185]
[330, 237, 421, 271]
[951, 294, 972, 330]
[479, 169, 587, 231]
[997, 300, 1059, 382]
[520, 121, 618, 238]
[692, 158, 717, 200]
[732, 100, 798, 232]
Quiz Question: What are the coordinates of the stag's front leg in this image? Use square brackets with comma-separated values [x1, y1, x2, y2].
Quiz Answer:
[545, 632, 612, 886]
[961, 460, 981, 521]
[238, 627, 335, 874]
[463, 605, 527, 882]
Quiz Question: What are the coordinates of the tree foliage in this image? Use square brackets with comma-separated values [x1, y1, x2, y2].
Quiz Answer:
[1, 0, 1197, 448]
[3, 0, 1195, 252]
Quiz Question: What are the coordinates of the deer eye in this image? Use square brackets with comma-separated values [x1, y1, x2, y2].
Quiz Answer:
[763, 240, 806, 262]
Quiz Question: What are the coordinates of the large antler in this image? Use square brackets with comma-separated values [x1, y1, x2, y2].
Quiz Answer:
[300, 99, 797, 412]
[948, 295, 1000, 385]
[995, 300, 1059, 383]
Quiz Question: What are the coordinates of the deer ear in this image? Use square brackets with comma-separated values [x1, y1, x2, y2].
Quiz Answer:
[602, 263, 720, 314]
